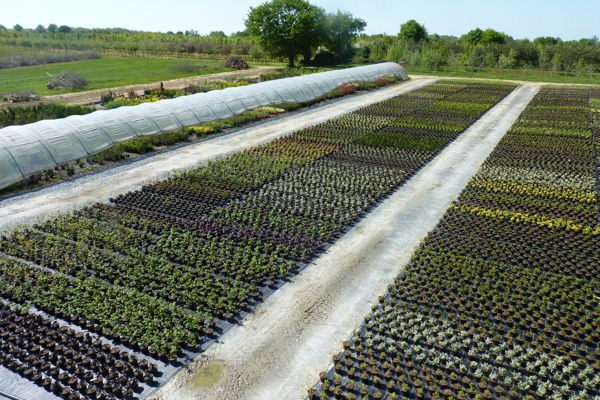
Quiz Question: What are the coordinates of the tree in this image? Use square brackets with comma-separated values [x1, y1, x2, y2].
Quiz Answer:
[462, 28, 484, 45]
[209, 31, 226, 37]
[462, 28, 507, 46]
[485, 52, 497, 68]
[323, 10, 366, 62]
[35, 24, 46, 33]
[533, 36, 561, 46]
[551, 52, 564, 71]
[578, 36, 598, 46]
[57, 25, 71, 33]
[498, 49, 518, 69]
[481, 29, 507, 45]
[0, 25, 6, 30]
[13, 24, 23, 32]
[399, 20, 427, 42]
[246, 0, 325, 67]
[422, 45, 447, 70]
[47, 24, 57, 33]
[576, 58, 586, 75]
[231, 30, 251, 38]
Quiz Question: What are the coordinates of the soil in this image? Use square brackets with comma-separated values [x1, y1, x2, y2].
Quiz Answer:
[147, 85, 540, 400]
[0, 66, 281, 109]
[186, 361, 226, 389]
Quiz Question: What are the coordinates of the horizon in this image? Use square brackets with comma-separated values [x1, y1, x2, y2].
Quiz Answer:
[1, 0, 599, 42]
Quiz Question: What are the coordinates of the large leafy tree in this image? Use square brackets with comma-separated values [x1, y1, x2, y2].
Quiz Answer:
[399, 20, 427, 42]
[462, 28, 509, 46]
[245, 0, 325, 67]
[57, 25, 72, 34]
[462, 28, 484, 46]
[324, 10, 366, 62]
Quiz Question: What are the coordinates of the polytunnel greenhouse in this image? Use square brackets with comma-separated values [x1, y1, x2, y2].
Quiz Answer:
[0, 62, 407, 190]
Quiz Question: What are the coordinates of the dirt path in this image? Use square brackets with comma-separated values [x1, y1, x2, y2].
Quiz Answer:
[410, 74, 600, 87]
[0, 66, 280, 108]
[147, 85, 540, 400]
[0, 78, 435, 232]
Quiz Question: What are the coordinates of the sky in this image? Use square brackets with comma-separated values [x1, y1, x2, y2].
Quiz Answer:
[1, 0, 598, 41]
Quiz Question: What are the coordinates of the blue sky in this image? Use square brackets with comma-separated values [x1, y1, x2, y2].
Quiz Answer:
[2, 0, 598, 40]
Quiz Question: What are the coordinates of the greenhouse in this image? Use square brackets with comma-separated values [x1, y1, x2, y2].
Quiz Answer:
[0, 62, 407, 190]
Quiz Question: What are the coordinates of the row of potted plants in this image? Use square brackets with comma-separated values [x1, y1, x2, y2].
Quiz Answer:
[0, 81, 516, 400]
[311, 88, 599, 399]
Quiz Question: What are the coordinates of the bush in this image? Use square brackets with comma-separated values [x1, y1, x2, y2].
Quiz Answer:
[0, 104, 94, 128]
[249, 45, 266, 60]
[224, 56, 249, 70]
[100, 91, 115, 105]
[337, 84, 358, 94]
[311, 49, 337, 66]
[260, 68, 303, 81]
[260, 67, 328, 81]
[46, 71, 88, 90]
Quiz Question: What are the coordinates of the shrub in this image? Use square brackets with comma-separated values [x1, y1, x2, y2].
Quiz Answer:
[100, 91, 115, 105]
[224, 56, 249, 70]
[337, 84, 358, 94]
[0, 104, 93, 128]
[260, 68, 303, 81]
[311, 49, 337, 66]
[187, 125, 217, 136]
[260, 67, 328, 81]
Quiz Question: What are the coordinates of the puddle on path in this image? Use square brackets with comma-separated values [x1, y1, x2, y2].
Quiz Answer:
[187, 360, 226, 389]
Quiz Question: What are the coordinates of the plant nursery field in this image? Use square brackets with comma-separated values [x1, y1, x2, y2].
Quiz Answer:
[311, 88, 600, 400]
[0, 80, 517, 400]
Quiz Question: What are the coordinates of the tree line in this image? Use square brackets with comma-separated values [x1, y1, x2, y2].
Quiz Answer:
[357, 20, 600, 74]
[1, 0, 599, 72]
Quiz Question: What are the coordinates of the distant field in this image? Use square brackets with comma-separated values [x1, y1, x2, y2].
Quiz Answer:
[0, 56, 233, 95]
[405, 65, 600, 85]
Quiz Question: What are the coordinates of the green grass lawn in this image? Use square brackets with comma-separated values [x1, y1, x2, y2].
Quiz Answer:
[405, 65, 600, 85]
[0, 57, 234, 95]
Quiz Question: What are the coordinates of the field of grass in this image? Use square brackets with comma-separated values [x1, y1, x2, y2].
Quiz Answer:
[0, 56, 233, 95]
[405, 65, 600, 85]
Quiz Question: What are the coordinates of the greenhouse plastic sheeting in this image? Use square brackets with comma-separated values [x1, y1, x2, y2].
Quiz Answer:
[0, 62, 407, 189]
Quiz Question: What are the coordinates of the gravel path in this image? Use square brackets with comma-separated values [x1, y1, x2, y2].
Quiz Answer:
[147, 84, 540, 400]
[0, 66, 280, 108]
[0, 78, 435, 232]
